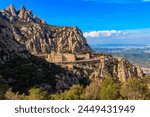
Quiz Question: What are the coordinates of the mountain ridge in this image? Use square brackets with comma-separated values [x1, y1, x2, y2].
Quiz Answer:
[1, 4, 92, 54]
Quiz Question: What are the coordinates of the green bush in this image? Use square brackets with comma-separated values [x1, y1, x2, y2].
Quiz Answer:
[51, 85, 83, 100]
[5, 88, 26, 100]
[27, 88, 49, 100]
[100, 77, 120, 100]
[120, 78, 150, 100]
[82, 80, 101, 100]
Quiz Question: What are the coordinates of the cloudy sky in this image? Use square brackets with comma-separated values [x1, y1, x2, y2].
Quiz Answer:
[0, 0, 150, 45]
[84, 29, 150, 44]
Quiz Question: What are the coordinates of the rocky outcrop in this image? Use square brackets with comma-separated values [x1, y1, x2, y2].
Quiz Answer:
[0, 14, 30, 64]
[0, 5, 92, 55]
[0, 14, 87, 93]
[6, 4, 17, 17]
[90, 56, 143, 82]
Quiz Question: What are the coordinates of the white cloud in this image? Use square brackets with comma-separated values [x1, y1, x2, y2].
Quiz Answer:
[84, 30, 127, 38]
[84, 28, 150, 44]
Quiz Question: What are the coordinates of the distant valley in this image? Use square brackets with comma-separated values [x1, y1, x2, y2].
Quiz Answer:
[92, 44, 150, 68]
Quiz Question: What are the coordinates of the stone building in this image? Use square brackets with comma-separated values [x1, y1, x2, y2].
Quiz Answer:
[46, 52, 76, 63]
[45, 52, 91, 63]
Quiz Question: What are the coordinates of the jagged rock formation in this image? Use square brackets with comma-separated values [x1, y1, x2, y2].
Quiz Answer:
[90, 56, 143, 82]
[0, 4, 92, 55]
[0, 14, 87, 93]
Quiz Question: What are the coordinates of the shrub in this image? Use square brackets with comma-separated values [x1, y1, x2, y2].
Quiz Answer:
[51, 85, 83, 100]
[100, 77, 120, 100]
[82, 80, 101, 100]
[27, 88, 49, 100]
[5, 88, 26, 100]
[120, 78, 150, 100]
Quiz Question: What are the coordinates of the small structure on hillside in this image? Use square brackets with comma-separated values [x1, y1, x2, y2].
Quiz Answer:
[46, 51, 75, 63]
[45, 51, 91, 63]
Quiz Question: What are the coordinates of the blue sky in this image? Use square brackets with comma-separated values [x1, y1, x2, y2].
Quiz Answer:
[1, 0, 150, 44]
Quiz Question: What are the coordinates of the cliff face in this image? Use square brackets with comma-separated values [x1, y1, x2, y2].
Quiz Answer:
[1, 5, 92, 55]
[0, 14, 87, 93]
[0, 14, 30, 64]
[90, 56, 143, 82]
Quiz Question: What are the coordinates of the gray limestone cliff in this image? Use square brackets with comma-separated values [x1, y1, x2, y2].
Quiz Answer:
[90, 56, 143, 82]
[1, 5, 92, 55]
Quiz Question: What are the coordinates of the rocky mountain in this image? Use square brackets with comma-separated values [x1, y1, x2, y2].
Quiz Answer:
[0, 14, 88, 94]
[0, 4, 91, 55]
[89, 56, 143, 82]
[0, 4, 145, 96]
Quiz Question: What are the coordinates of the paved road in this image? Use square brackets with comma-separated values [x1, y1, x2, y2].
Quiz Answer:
[56, 58, 101, 64]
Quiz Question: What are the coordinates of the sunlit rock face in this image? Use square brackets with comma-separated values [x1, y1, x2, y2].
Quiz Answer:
[1, 5, 92, 55]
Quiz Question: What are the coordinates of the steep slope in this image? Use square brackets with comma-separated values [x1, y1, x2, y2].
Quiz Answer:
[0, 14, 86, 94]
[89, 56, 143, 82]
[0, 13, 30, 64]
[1, 4, 92, 55]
